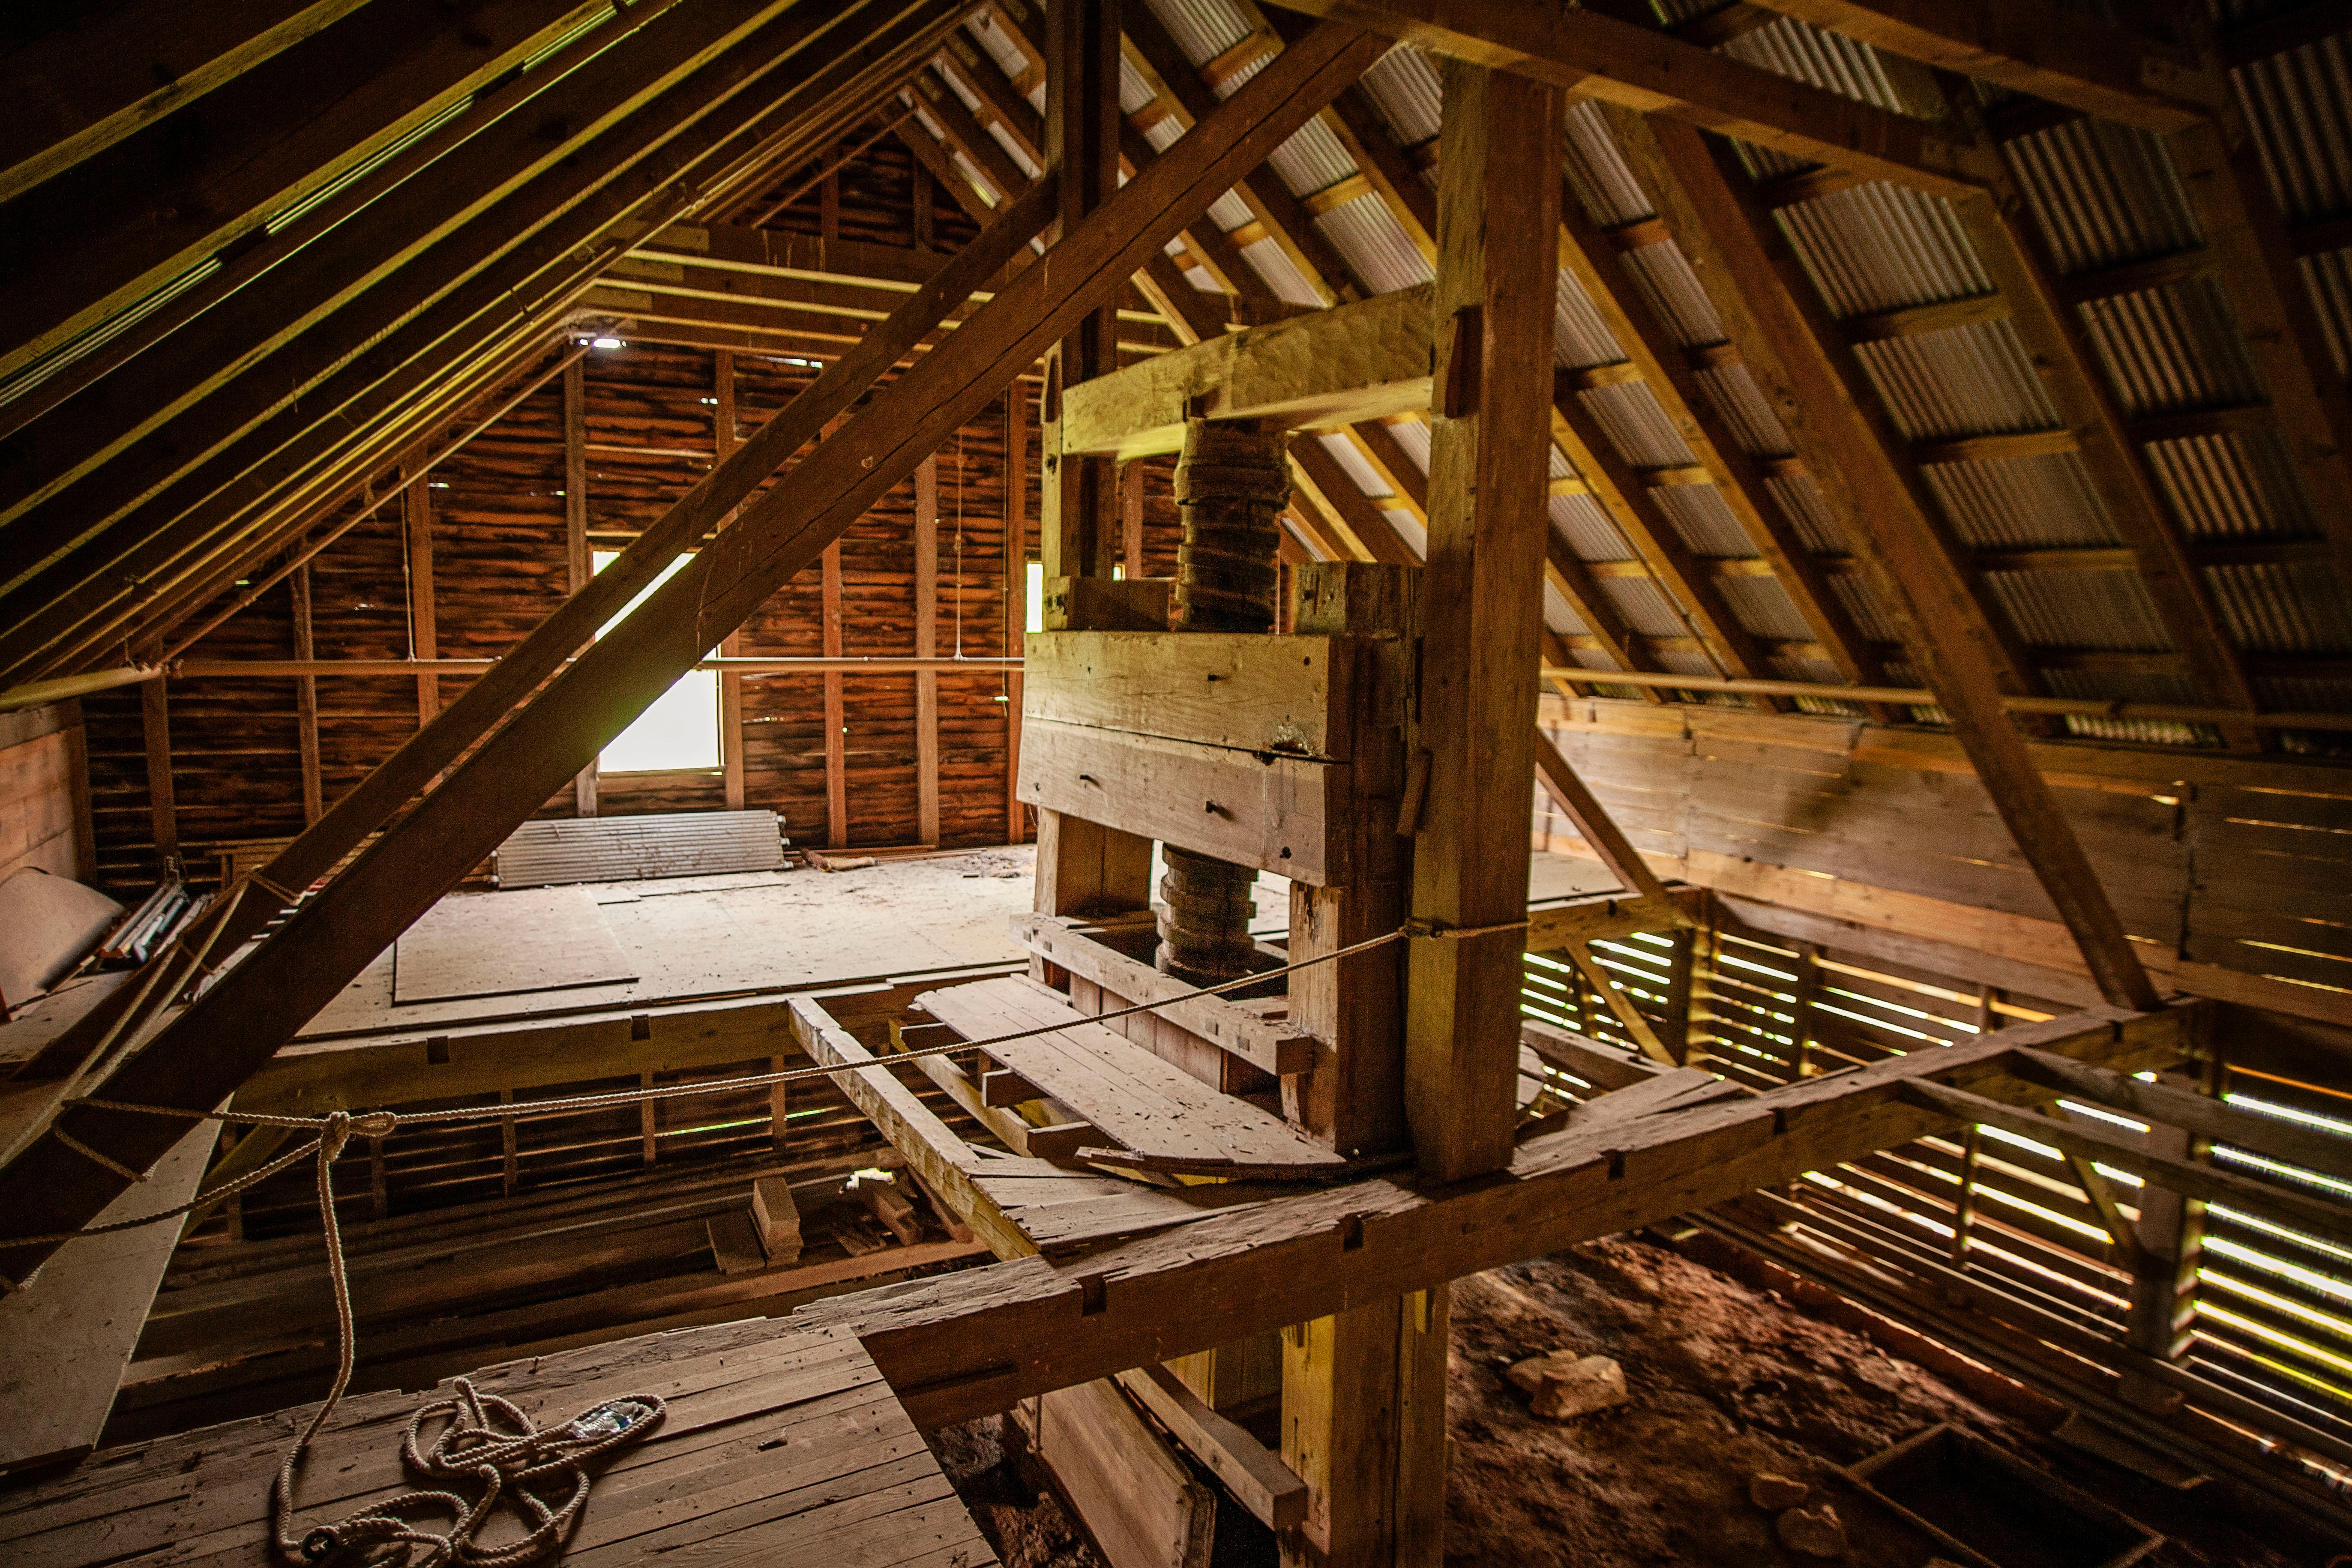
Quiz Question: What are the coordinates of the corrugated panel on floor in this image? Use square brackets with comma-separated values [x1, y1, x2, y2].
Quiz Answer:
[492, 810, 786, 888]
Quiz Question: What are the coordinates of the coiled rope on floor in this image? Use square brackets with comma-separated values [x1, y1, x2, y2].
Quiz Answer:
[3, 913, 1528, 1563]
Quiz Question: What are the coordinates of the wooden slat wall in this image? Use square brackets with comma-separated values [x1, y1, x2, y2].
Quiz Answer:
[81, 339, 1164, 888]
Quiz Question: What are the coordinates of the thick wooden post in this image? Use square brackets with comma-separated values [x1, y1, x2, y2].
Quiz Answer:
[716, 351, 748, 812]
[564, 357, 597, 818]
[1405, 60, 1564, 1182]
[916, 455, 941, 845]
[291, 563, 322, 826]
[403, 460, 437, 727]
[1282, 1284, 1449, 1568]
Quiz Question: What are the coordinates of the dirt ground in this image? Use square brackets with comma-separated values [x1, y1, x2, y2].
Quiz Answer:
[930, 1233, 2324, 1568]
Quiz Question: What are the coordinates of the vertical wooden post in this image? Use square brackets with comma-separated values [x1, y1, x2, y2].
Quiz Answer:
[639, 1070, 659, 1165]
[404, 459, 438, 727]
[715, 351, 748, 812]
[769, 1053, 789, 1152]
[913, 161, 936, 252]
[498, 1087, 518, 1197]
[1118, 458, 1147, 578]
[1004, 383, 1029, 844]
[822, 542, 848, 849]
[1281, 1285, 1450, 1568]
[291, 563, 323, 825]
[564, 358, 598, 818]
[916, 455, 941, 845]
[1953, 982, 2000, 1260]
[1405, 59, 1564, 1182]
[2128, 1062, 2211, 1364]
[820, 144, 842, 241]
[141, 672, 177, 870]
[1660, 928, 1695, 1065]
[1789, 940, 1822, 1080]
[1287, 562, 1414, 1157]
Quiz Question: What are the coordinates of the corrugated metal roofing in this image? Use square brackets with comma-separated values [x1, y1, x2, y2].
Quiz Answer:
[1777, 185, 1989, 317]
[1723, 16, 1909, 114]
[964, 14, 1027, 82]
[2232, 31, 2352, 223]
[1717, 573, 1816, 642]
[1317, 194, 1432, 295]
[1922, 452, 2121, 548]
[2003, 118, 2201, 273]
[1829, 574, 1905, 644]
[1852, 323, 2061, 439]
[1382, 416, 1431, 475]
[1761, 471, 1848, 554]
[1620, 243, 1725, 347]
[1984, 569, 2173, 650]
[2308, 247, 2352, 378]
[2142, 430, 2318, 538]
[2205, 561, 2352, 653]
[1358, 44, 1441, 147]
[1649, 483, 1755, 559]
[1318, 431, 1389, 495]
[1552, 493, 1632, 561]
[2078, 278, 2267, 415]
[1700, 364, 1796, 458]
[1554, 271, 1624, 368]
[1543, 581, 1585, 637]
[1564, 102, 1655, 227]
[1601, 575, 1699, 640]
[1384, 509, 1429, 561]
[1580, 382, 1696, 469]
[1140, 0, 1250, 70]
[1118, 54, 1158, 117]
[1238, 234, 1323, 307]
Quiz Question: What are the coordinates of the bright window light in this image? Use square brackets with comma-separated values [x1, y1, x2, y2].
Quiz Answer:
[588, 335, 624, 349]
[592, 550, 719, 773]
[1025, 560, 1045, 634]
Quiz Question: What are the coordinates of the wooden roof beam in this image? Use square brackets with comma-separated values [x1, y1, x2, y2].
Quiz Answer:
[1627, 113, 2159, 1011]
[1259, 0, 2004, 197]
[1741, 0, 2225, 132]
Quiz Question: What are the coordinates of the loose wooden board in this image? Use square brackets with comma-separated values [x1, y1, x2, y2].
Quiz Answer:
[0, 867, 120, 1012]
[0, 1118, 212, 1472]
[915, 978, 1345, 1170]
[391, 886, 637, 1005]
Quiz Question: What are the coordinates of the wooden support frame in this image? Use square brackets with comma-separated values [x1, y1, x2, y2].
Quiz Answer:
[1004, 382, 1030, 843]
[1404, 59, 1565, 1183]
[402, 459, 438, 727]
[821, 541, 849, 850]
[290, 562, 323, 825]
[565, 356, 599, 818]
[715, 351, 749, 811]
[140, 671, 176, 866]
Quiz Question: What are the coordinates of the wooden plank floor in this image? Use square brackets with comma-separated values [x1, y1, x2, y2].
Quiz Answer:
[916, 977, 1345, 1169]
[0, 1320, 997, 1567]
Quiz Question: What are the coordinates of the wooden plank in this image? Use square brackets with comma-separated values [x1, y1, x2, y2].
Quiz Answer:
[1004, 383, 1029, 843]
[917, 978, 1345, 1168]
[1021, 631, 1354, 760]
[716, 351, 748, 812]
[1405, 59, 1564, 1183]
[290, 563, 323, 824]
[566, 357, 599, 819]
[140, 672, 175, 864]
[1115, 1363, 1308, 1530]
[1016, 717, 1343, 884]
[1011, 916, 1315, 1077]
[1522, 891, 1688, 955]
[1030, 1379, 1214, 1568]
[0, 1119, 212, 1472]
[915, 456, 940, 846]
[1059, 284, 1435, 458]
[1520, 1018, 1667, 1092]
[389, 888, 636, 1005]
[404, 459, 438, 726]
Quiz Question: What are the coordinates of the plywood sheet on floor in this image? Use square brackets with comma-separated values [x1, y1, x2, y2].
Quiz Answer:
[304, 847, 1039, 1040]
[392, 886, 637, 1005]
[0, 1320, 998, 1567]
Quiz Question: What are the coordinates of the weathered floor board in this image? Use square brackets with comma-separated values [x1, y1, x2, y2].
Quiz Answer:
[0, 1323, 997, 1567]
[915, 977, 1344, 1169]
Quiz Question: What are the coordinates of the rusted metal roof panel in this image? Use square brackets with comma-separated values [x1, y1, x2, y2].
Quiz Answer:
[1922, 452, 2119, 548]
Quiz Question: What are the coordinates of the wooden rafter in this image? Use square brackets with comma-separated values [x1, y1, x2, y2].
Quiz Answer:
[1627, 114, 2159, 1012]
